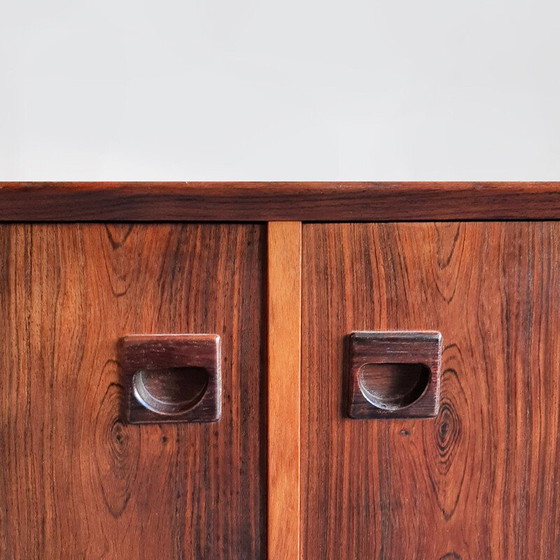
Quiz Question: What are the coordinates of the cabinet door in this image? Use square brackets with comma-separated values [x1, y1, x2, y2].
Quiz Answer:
[302, 222, 560, 559]
[0, 224, 265, 559]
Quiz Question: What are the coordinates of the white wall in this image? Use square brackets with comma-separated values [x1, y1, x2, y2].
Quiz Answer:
[1, 0, 559, 181]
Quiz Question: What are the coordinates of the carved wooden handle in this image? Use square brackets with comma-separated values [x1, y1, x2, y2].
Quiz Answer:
[347, 331, 442, 419]
[120, 334, 221, 424]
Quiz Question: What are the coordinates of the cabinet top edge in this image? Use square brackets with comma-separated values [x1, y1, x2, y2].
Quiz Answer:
[1, 181, 560, 221]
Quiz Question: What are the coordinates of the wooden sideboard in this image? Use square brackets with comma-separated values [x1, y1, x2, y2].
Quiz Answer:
[0, 183, 559, 559]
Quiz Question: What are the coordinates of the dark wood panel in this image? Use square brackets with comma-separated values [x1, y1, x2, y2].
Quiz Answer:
[302, 222, 560, 559]
[2, 182, 560, 221]
[0, 223, 265, 559]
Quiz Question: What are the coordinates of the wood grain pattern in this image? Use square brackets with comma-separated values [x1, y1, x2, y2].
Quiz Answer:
[0, 223, 265, 559]
[2, 182, 560, 221]
[302, 222, 560, 559]
[347, 331, 442, 419]
[120, 334, 221, 423]
[267, 222, 302, 560]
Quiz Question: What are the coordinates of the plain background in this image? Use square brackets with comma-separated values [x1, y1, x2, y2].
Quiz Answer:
[1, 0, 559, 181]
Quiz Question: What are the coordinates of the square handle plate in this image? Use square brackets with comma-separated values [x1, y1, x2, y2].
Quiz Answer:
[347, 331, 442, 419]
[120, 334, 221, 424]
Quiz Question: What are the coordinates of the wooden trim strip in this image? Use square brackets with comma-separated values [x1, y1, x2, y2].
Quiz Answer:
[267, 222, 302, 560]
[1, 182, 560, 221]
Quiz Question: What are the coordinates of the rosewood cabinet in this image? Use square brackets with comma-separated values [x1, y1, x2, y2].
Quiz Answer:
[0, 224, 266, 559]
[302, 222, 560, 559]
[1, 183, 559, 559]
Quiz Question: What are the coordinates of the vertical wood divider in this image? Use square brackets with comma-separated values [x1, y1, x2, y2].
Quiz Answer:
[267, 222, 302, 560]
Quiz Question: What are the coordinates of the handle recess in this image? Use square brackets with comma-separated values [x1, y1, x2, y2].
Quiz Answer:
[120, 334, 221, 424]
[347, 331, 442, 419]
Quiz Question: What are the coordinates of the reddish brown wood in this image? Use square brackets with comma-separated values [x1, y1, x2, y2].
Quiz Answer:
[347, 331, 442, 419]
[0, 223, 265, 559]
[302, 222, 560, 559]
[1, 182, 560, 221]
[120, 334, 221, 423]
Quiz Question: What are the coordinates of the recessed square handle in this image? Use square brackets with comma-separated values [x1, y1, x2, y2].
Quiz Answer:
[120, 334, 221, 424]
[347, 331, 442, 419]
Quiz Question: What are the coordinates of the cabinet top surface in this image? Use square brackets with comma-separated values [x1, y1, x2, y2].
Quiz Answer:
[1, 181, 560, 221]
